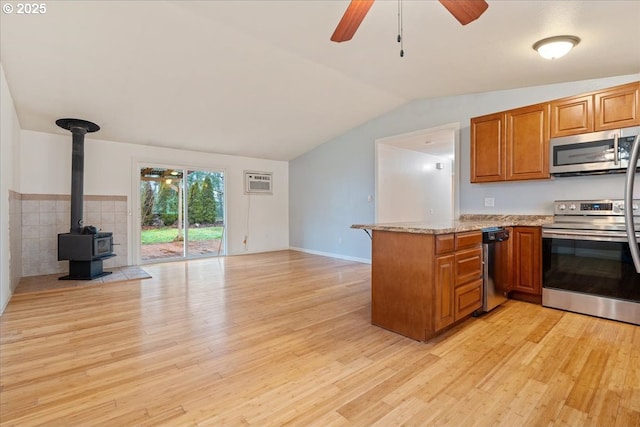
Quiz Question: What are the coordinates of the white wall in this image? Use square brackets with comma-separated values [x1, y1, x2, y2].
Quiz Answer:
[289, 74, 640, 262]
[376, 144, 452, 223]
[20, 130, 289, 261]
[1, 63, 22, 314]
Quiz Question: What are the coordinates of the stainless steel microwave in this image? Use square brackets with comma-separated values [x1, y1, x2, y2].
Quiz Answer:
[550, 126, 640, 176]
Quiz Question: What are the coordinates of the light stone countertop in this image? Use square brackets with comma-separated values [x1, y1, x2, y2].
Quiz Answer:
[351, 214, 554, 235]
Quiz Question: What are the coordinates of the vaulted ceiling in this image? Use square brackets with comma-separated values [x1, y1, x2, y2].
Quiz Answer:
[1, 1, 639, 161]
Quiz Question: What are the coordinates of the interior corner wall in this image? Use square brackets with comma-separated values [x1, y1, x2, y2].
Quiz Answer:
[19, 130, 289, 264]
[289, 73, 640, 262]
[1, 63, 22, 315]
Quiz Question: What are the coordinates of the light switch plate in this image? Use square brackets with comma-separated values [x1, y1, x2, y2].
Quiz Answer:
[484, 197, 495, 207]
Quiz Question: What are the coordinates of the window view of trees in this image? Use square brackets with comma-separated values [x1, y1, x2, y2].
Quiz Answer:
[141, 181, 155, 226]
[140, 168, 225, 260]
[187, 171, 223, 224]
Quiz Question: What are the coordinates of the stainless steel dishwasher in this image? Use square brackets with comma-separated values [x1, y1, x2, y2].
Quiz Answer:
[481, 227, 510, 312]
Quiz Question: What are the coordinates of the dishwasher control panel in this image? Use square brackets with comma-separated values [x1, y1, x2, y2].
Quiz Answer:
[482, 227, 509, 243]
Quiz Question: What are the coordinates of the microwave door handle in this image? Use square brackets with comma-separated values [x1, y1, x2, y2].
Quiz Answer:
[614, 133, 620, 165]
[624, 133, 640, 273]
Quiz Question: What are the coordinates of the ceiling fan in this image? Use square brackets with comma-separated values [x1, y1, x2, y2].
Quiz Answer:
[330, 0, 489, 43]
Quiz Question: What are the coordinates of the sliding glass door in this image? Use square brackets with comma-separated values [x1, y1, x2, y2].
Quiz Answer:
[139, 167, 225, 262]
[185, 170, 225, 258]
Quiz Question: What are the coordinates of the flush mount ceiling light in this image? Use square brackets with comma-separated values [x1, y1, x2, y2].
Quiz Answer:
[533, 35, 580, 60]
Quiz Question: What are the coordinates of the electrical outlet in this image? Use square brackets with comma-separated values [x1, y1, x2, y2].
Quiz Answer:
[338, 237, 342, 245]
[484, 197, 495, 207]
[367, 195, 373, 203]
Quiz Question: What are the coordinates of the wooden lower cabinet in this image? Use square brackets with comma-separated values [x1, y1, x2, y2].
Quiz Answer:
[435, 254, 455, 331]
[454, 279, 483, 320]
[371, 231, 434, 341]
[509, 226, 543, 303]
[372, 230, 482, 341]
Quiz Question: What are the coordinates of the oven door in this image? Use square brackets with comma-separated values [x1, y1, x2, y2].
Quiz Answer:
[542, 228, 640, 325]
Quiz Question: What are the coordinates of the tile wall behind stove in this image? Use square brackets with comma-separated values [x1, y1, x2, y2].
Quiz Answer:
[21, 194, 128, 277]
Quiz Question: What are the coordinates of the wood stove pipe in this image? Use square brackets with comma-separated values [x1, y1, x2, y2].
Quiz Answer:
[55, 118, 100, 234]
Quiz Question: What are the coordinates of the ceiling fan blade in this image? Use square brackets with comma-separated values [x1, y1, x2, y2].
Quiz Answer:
[330, 0, 375, 43]
[438, 0, 489, 25]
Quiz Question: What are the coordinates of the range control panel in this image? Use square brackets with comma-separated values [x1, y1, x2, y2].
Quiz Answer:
[553, 199, 640, 216]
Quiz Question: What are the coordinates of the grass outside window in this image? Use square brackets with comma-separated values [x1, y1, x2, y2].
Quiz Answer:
[141, 226, 224, 245]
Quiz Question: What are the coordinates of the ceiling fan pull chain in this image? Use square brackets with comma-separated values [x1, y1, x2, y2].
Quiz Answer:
[397, 0, 404, 57]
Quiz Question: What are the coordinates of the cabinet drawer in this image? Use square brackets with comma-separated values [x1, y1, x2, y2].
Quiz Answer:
[455, 247, 483, 284]
[454, 279, 483, 320]
[435, 234, 455, 254]
[455, 231, 482, 250]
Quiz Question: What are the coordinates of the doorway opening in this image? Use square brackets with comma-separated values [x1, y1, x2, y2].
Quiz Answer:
[139, 167, 225, 262]
[375, 123, 459, 223]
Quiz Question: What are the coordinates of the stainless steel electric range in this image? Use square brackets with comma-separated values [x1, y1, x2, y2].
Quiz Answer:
[542, 199, 640, 325]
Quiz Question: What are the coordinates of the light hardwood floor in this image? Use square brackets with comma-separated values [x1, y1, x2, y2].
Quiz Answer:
[1, 250, 638, 426]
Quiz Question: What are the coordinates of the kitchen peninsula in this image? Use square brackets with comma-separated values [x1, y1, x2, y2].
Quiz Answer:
[352, 215, 552, 341]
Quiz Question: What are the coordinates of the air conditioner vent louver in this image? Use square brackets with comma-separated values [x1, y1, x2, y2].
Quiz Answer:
[245, 171, 273, 194]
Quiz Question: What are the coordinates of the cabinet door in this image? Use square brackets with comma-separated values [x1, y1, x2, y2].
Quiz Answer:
[435, 254, 455, 331]
[594, 82, 640, 131]
[470, 112, 506, 183]
[550, 95, 593, 137]
[506, 103, 550, 181]
[512, 227, 542, 295]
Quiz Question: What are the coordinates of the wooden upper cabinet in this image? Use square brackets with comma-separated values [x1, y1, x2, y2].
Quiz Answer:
[505, 103, 550, 181]
[550, 82, 640, 137]
[470, 112, 505, 183]
[471, 104, 549, 183]
[550, 94, 593, 137]
[594, 82, 640, 131]
[471, 81, 639, 183]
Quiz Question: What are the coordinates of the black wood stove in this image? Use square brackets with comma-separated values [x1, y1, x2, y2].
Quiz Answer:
[57, 118, 115, 280]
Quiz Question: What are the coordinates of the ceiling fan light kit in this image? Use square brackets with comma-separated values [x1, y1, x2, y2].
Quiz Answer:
[533, 35, 581, 60]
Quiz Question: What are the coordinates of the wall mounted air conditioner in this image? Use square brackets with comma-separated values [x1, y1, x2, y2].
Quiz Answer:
[244, 171, 273, 195]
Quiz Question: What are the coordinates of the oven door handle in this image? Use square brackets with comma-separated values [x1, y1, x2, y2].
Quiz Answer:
[542, 229, 638, 243]
[624, 133, 640, 273]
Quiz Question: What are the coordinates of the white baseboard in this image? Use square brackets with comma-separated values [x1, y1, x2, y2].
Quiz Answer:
[289, 247, 371, 264]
